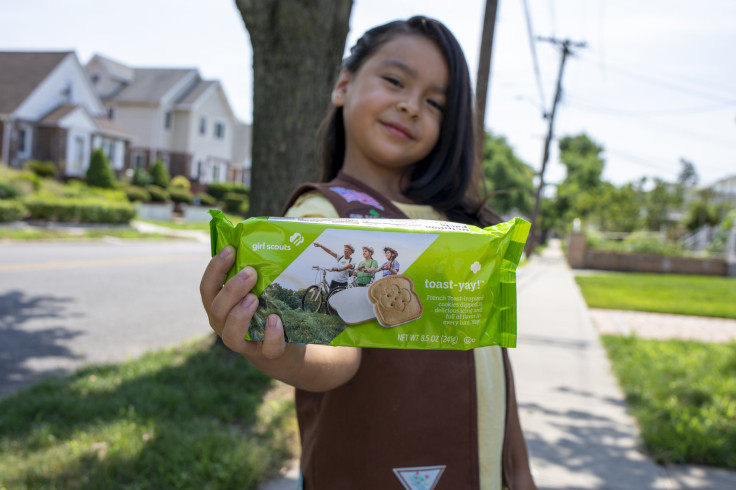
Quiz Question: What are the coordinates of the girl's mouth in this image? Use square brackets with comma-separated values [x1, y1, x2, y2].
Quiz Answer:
[382, 122, 414, 140]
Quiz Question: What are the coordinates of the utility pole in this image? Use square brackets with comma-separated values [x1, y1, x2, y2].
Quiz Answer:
[525, 37, 586, 256]
[474, 0, 499, 163]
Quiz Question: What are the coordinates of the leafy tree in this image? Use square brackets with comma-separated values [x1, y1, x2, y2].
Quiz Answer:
[149, 159, 171, 189]
[481, 132, 535, 215]
[553, 133, 606, 226]
[132, 167, 152, 187]
[235, 0, 353, 216]
[677, 158, 698, 188]
[643, 178, 681, 231]
[86, 148, 116, 189]
[593, 181, 644, 232]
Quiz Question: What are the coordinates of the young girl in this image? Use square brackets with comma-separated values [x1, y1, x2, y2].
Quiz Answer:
[200, 16, 536, 490]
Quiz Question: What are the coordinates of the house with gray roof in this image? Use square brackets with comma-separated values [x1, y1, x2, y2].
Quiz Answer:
[0, 51, 131, 177]
[85, 54, 249, 191]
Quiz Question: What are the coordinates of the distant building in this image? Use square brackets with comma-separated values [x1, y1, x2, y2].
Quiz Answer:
[85, 54, 250, 191]
[0, 50, 251, 190]
[704, 174, 736, 207]
[0, 51, 131, 177]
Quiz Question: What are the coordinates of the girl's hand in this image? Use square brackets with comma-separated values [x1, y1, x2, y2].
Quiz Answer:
[200, 245, 286, 359]
[200, 245, 362, 391]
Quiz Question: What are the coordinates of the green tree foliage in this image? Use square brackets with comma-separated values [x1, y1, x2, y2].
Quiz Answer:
[593, 181, 645, 232]
[149, 159, 171, 188]
[85, 148, 116, 189]
[553, 133, 606, 225]
[643, 178, 682, 231]
[481, 132, 535, 215]
[132, 167, 152, 187]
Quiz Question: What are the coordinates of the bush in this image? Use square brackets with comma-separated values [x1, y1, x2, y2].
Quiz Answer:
[207, 182, 249, 201]
[23, 196, 135, 224]
[206, 182, 230, 201]
[86, 148, 117, 189]
[146, 185, 169, 202]
[124, 185, 151, 203]
[168, 186, 194, 204]
[11, 171, 40, 192]
[22, 159, 57, 178]
[0, 200, 26, 222]
[0, 181, 20, 199]
[170, 175, 191, 190]
[194, 192, 217, 207]
[223, 192, 248, 214]
[149, 159, 171, 188]
[132, 167, 152, 187]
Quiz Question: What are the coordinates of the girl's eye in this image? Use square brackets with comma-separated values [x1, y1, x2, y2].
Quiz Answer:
[427, 99, 444, 112]
[383, 76, 402, 87]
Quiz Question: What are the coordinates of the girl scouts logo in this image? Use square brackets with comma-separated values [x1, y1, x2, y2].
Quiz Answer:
[393, 465, 446, 490]
[331, 187, 385, 210]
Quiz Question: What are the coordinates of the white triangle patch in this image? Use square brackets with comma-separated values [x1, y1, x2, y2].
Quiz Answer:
[393, 465, 446, 490]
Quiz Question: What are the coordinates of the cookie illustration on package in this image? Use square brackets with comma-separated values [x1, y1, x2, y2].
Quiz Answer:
[368, 275, 423, 327]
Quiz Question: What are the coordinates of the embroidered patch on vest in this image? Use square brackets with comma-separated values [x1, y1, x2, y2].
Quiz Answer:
[331, 186, 385, 210]
[393, 465, 446, 490]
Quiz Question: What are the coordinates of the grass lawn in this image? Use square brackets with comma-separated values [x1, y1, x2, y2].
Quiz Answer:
[0, 226, 170, 241]
[602, 335, 736, 468]
[0, 335, 297, 490]
[575, 272, 736, 319]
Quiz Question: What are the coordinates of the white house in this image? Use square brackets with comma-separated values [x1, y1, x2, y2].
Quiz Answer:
[85, 54, 250, 191]
[0, 51, 131, 177]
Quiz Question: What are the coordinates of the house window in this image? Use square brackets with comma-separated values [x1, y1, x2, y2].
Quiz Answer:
[91, 74, 100, 84]
[214, 122, 225, 139]
[213, 164, 220, 182]
[71, 136, 85, 173]
[107, 107, 115, 119]
[18, 128, 27, 153]
[164, 111, 172, 130]
[132, 152, 145, 169]
[199, 117, 206, 135]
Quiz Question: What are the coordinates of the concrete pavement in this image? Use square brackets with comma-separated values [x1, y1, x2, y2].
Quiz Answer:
[512, 239, 736, 489]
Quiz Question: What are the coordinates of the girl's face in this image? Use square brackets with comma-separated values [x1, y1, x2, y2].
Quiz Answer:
[333, 34, 448, 179]
[363, 248, 372, 259]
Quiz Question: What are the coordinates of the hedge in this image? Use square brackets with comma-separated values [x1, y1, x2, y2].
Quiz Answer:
[0, 200, 26, 222]
[23, 196, 136, 224]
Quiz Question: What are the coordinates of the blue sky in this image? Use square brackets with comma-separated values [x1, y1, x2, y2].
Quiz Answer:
[2, 0, 734, 188]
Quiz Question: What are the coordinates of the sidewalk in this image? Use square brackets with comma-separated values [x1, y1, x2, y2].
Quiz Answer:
[513, 239, 736, 489]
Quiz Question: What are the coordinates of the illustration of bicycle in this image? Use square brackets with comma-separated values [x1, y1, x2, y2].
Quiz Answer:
[301, 266, 359, 314]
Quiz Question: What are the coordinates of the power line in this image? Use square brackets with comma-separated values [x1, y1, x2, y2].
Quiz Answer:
[522, 0, 546, 114]
[578, 54, 736, 103]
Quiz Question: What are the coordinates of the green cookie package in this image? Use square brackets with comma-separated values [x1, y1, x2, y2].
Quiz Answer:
[209, 210, 530, 350]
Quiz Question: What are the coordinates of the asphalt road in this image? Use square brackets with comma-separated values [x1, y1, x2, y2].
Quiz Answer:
[0, 238, 213, 398]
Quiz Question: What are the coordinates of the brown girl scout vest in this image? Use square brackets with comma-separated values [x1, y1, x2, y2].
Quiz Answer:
[282, 171, 536, 490]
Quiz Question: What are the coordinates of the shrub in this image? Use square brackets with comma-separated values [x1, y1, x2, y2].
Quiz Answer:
[0, 200, 26, 222]
[11, 171, 40, 192]
[124, 185, 151, 203]
[149, 159, 171, 188]
[23, 196, 135, 224]
[22, 159, 57, 178]
[194, 192, 217, 206]
[223, 192, 248, 214]
[86, 149, 117, 189]
[168, 186, 194, 204]
[206, 182, 230, 201]
[132, 167, 152, 187]
[0, 181, 20, 199]
[170, 175, 191, 190]
[146, 185, 169, 202]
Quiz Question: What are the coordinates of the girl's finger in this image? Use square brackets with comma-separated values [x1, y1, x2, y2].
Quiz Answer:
[210, 266, 258, 332]
[260, 314, 287, 359]
[200, 245, 235, 312]
[220, 293, 260, 352]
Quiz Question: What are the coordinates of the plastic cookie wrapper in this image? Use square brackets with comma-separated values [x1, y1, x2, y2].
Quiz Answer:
[209, 210, 530, 351]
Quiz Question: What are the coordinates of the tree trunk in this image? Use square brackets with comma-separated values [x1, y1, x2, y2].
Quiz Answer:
[235, 0, 353, 216]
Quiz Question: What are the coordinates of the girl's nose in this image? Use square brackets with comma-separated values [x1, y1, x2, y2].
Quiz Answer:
[397, 99, 419, 118]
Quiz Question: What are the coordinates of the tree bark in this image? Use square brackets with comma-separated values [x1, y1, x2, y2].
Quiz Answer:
[235, 0, 353, 216]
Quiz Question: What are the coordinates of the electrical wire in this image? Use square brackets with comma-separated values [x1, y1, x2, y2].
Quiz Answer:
[522, 0, 547, 116]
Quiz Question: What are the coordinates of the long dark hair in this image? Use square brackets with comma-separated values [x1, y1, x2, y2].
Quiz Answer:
[317, 16, 497, 226]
